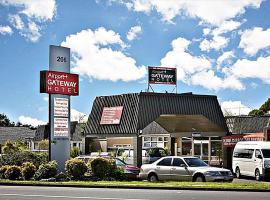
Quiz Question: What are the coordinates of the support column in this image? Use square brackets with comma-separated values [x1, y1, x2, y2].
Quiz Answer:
[133, 136, 142, 167]
[208, 137, 211, 165]
[191, 137, 195, 156]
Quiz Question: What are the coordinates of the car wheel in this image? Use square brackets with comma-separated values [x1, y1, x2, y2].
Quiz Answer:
[255, 169, 261, 181]
[195, 174, 205, 182]
[148, 173, 158, 182]
[235, 167, 241, 179]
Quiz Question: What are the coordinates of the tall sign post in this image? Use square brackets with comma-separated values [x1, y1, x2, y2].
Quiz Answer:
[148, 66, 177, 93]
[40, 45, 79, 172]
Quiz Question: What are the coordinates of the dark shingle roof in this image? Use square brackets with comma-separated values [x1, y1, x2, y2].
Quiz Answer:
[34, 122, 83, 141]
[0, 127, 36, 144]
[85, 92, 228, 135]
[226, 115, 270, 134]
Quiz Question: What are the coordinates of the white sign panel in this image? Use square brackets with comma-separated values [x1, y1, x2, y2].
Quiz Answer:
[54, 98, 69, 117]
[54, 118, 69, 137]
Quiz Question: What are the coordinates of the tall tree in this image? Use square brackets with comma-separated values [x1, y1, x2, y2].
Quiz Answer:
[0, 113, 12, 126]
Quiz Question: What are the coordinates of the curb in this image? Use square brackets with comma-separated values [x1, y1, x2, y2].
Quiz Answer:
[0, 182, 270, 192]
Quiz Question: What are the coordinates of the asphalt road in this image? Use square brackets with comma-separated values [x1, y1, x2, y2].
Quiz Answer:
[0, 186, 270, 200]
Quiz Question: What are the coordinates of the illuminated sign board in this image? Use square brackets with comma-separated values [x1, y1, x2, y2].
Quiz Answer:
[54, 98, 69, 117]
[40, 70, 79, 96]
[100, 106, 123, 125]
[54, 118, 69, 137]
[222, 134, 264, 147]
[148, 66, 176, 85]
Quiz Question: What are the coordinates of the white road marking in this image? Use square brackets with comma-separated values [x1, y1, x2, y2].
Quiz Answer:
[0, 193, 149, 200]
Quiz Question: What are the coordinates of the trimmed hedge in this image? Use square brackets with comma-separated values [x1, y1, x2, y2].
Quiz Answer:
[89, 157, 117, 179]
[65, 158, 87, 180]
[4, 166, 21, 180]
[34, 160, 58, 180]
[22, 162, 36, 180]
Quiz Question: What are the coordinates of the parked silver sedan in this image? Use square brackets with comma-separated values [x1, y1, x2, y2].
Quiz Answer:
[139, 156, 233, 182]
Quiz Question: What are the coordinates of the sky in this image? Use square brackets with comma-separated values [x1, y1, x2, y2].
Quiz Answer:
[1, 0, 270, 126]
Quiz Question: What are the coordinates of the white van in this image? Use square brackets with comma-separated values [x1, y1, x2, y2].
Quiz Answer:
[232, 141, 270, 181]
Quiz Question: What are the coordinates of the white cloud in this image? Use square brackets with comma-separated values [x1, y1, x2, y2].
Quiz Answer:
[200, 35, 229, 52]
[121, 0, 262, 25]
[225, 56, 270, 84]
[61, 27, 146, 82]
[217, 51, 235, 68]
[161, 37, 244, 90]
[1, 0, 56, 21]
[0, 0, 56, 42]
[221, 101, 251, 116]
[190, 70, 244, 91]
[18, 115, 46, 127]
[71, 109, 88, 122]
[212, 20, 241, 36]
[127, 25, 142, 41]
[239, 27, 270, 56]
[8, 14, 24, 30]
[161, 37, 212, 81]
[0, 25, 12, 35]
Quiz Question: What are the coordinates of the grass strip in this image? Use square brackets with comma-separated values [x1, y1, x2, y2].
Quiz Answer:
[0, 179, 270, 191]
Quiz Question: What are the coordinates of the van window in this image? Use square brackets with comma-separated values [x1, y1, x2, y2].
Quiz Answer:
[262, 149, 270, 158]
[233, 149, 254, 159]
[255, 149, 262, 158]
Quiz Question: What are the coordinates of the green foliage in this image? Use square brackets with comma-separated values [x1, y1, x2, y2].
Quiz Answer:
[4, 165, 21, 180]
[0, 113, 14, 127]
[0, 165, 9, 179]
[2, 140, 19, 154]
[89, 157, 117, 179]
[249, 109, 264, 116]
[34, 161, 58, 180]
[21, 162, 36, 180]
[70, 146, 80, 158]
[65, 158, 87, 180]
[38, 139, 49, 150]
[0, 151, 48, 167]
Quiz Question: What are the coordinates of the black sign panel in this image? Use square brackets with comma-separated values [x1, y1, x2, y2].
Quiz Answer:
[148, 66, 176, 85]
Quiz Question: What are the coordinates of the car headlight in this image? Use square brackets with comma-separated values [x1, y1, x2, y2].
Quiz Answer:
[204, 171, 222, 176]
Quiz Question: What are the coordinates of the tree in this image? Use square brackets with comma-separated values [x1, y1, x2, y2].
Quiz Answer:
[0, 113, 12, 127]
[249, 98, 270, 116]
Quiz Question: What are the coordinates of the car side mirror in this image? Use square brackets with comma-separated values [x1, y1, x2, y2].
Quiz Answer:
[257, 155, 262, 159]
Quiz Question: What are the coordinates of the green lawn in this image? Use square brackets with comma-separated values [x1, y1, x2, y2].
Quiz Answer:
[1, 179, 270, 190]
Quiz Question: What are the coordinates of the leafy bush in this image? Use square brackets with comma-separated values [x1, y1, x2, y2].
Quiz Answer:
[38, 139, 49, 150]
[4, 165, 21, 180]
[111, 168, 127, 181]
[89, 157, 117, 179]
[0, 151, 48, 167]
[65, 158, 87, 180]
[2, 140, 19, 154]
[0, 165, 9, 179]
[34, 160, 58, 180]
[70, 147, 80, 158]
[21, 162, 36, 180]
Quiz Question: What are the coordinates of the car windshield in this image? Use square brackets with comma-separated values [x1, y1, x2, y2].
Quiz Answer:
[184, 158, 208, 167]
[262, 149, 270, 158]
[114, 158, 126, 166]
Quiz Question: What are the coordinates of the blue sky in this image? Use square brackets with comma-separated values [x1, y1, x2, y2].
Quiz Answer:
[1, 0, 270, 126]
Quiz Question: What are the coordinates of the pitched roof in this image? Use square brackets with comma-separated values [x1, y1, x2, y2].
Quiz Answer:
[0, 127, 36, 144]
[85, 92, 228, 135]
[34, 122, 83, 141]
[226, 115, 270, 134]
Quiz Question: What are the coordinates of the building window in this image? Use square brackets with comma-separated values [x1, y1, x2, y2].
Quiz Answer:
[143, 135, 170, 148]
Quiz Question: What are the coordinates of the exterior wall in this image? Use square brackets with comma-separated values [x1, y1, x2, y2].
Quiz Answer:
[107, 137, 133, 149]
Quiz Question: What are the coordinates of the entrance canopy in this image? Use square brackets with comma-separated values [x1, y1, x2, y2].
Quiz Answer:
[155, 114, 227, 137]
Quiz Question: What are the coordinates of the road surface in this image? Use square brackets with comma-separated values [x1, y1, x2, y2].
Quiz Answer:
[0, 186, 269, 200]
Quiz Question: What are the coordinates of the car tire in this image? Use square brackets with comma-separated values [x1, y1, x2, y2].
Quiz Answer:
[148, 173, 158, 182]
[255, 169, 261, 181]
[194, 174, 205, 182]
[235, 167, 241, 179]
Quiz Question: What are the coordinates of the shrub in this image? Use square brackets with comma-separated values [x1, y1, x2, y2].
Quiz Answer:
[0, 151, 48, 167]
[34, 160, 58, 180]
[38, 139, 49, 150]
[89, 157, 117, 179]
[65, 158, 87, 180]
[0, 165, 9, 179]
[70, 147, 80, 158]
[22, 162, 36, 180]
[2, 141, 19, 154]
[4, 165, 21, 180]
